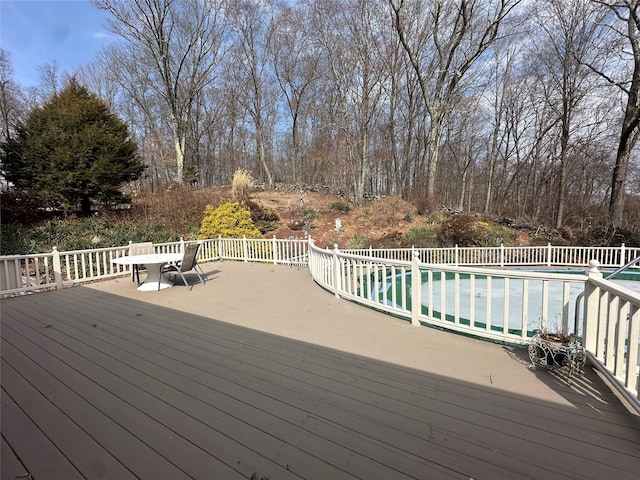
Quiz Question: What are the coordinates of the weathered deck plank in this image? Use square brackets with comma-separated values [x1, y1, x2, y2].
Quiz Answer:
[2, 260, 640, 479]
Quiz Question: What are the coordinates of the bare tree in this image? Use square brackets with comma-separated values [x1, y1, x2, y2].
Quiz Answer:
[93, 0, 228, 183]
[37, 61, 62, 99]
[0, 49, 24, 142]
[226, 0, 279, 188]
[309, 0, 388, 205]
[268, 3, 321, 184]
[528, 0, 608, 227]
[90, 44, 176, 188]
[481, 40, 521, 214]
[596, 0, 640, 227]
[388, 0, 521, 203]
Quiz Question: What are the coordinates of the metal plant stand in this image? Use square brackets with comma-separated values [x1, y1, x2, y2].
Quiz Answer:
[528, 330, 586, 386]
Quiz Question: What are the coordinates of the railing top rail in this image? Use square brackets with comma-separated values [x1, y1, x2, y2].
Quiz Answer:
[418, 263, 588, 280]
[0, 252, 55, 259]
[314, 243, 591, 280]
[588, 275, 640, 304]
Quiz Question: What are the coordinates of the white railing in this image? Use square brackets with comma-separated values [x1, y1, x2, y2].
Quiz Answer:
[215, 236, 309, 265]
[2, 236, 638, 413]
[0, 252, 58, 294]
[343, 243, 640, 268]
[582, 262, 640, 414]
[0, 236, 308, 295]
[310, 240, 640, 414]
[310, 241, 587, 344]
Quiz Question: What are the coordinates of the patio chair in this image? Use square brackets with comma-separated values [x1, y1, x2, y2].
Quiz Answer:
[131, 242, 154, 285]
[160, 243, 206, 291]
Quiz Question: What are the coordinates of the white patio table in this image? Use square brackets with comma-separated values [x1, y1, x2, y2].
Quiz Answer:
[112, 252, 183, 291]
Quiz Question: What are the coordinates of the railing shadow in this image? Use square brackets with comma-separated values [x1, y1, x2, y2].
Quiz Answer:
[3, 280, 640, 479]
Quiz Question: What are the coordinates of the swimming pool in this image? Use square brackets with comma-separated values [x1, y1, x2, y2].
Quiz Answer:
[368, 268, 640, 337]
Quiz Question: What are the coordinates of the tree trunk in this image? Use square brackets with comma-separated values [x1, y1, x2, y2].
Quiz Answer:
[426, 116, 443, 200]
[609, 123, 635, 227]
[609, 0, 640, 227]
[171, 117, 185, 182]
[256, 124, 273, 188]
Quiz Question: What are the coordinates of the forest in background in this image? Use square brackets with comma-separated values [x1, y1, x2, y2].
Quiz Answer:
[1, 0, 640, 239]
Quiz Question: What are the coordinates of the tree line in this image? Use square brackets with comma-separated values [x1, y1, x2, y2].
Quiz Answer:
[1, 0, 639, 233]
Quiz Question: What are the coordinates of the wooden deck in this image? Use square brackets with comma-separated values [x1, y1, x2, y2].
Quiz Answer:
[2, 260, 640, 480]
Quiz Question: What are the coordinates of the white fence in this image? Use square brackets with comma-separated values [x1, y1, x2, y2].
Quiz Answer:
[0, 236, 308, 296]
[582, 264, 640, 414]
[310, 242, 588, 344]
[310, 240, 640, 415]
[344, 243, 640, 268]
[2, 237, 638, 414]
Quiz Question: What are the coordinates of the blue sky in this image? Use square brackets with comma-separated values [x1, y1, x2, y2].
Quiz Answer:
[1, 0, 113, 87]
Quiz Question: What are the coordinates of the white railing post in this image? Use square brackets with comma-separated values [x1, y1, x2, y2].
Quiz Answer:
[333, 244, 341, 298]
[52, 246, 63, 289]
[621, 243, 626, 266]
[179, 237, 185, 253]
[547, 243, 552, 266]
[272, 235, 278, 264]
[217, 236, 223, 259]
[455, 245, 459, 266]
[411, 249, 421, 326]
[583, 260, 603, 353]
[242, 237, 248, 262]
[127, 241, 134, 280]
[500, 243, 505, 267]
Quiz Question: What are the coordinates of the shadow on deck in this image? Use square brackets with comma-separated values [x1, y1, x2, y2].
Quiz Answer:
[2, 260, 640, 479]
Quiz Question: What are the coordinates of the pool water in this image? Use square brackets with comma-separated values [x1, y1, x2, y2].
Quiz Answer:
[368, 268, 640, 337]
[421, 274, 585, 335]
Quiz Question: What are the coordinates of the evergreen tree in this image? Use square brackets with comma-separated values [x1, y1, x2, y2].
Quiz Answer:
[1, 78, 144, 213]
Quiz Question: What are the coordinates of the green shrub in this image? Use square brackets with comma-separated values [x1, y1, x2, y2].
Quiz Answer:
[330, 201, 349, 213]
[404, 225, 440, 241]
[250, 205, 280, 234]
[198, 201, 263, 239]
[1, 223, 33, 254]
[30, 219, 75, 249]
[439, 215, 514, 247]
[10, 216, 181, 253]
[478, 222, 514, 247]
[304, 207, 320, 221]
[349, 232, 370, 249]
[358, 211, 371, 224]
[439, 214, 479, 246]
[110, 220, 178, 245]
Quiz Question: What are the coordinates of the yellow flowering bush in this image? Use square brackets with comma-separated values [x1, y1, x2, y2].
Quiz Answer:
[198, 201, 263, 239]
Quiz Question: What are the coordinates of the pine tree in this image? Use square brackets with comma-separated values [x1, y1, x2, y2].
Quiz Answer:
[1, 78, 144, 213]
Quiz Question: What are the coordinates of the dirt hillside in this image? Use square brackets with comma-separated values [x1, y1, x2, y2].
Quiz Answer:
[252, 189, 423, 249]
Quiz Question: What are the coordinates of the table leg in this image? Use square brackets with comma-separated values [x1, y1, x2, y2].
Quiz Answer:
[137, 263, 173, 291]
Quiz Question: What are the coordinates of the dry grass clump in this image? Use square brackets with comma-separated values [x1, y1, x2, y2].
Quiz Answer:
[232, 169, 254, 204]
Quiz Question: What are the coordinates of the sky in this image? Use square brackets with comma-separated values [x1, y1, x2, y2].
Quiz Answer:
[1, 0, 113, 87]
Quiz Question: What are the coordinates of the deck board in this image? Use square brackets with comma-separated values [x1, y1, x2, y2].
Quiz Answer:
[2, 313, 291, 480]
[0, 435, 28, 480]
[1, 386, 87, 480]
[2, 260, 640, 479]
